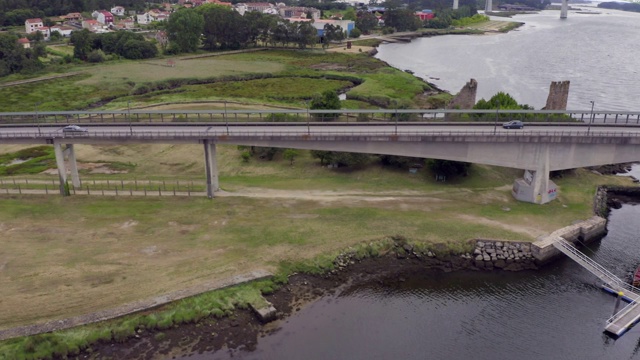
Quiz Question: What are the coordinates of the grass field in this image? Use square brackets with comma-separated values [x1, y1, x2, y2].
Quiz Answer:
[0, 49, 432, 112]
[0, 142, 634, 332]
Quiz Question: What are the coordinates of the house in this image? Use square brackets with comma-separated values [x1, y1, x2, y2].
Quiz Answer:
[136, 13, 151, 24]
[33, 26, 51, 40]
[415, 10, 434, 21]
[17, 38, 30, 49]
[207, 0, 232, 6]
[111, 6, 126, 16]
[25, 18, 43, 33]
[279, 6, 320, 20]
[65, 12, 83, 21]
[245, 2, 276, 13]
[148, 9, 171, 21]
[49, 25, 74, 37]
[115, 18, 135, 29]
[82, 19, 102, 31]
[96, 11, 114, 24]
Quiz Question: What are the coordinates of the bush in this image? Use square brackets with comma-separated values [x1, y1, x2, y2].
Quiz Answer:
[349, 28, 362, 38]
[87, 49, 106, 63]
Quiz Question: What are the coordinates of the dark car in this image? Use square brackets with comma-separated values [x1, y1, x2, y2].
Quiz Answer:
[62, 125, 88, 134]
[502, 120, 524, 129]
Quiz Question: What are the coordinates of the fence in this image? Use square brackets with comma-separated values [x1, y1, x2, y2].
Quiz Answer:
[0, 179, 208, 197]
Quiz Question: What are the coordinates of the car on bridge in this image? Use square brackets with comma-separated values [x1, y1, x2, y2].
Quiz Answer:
[502, 120, 524, 129]
[62, 125, 88, 134]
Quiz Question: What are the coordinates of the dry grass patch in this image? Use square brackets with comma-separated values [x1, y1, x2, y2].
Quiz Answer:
[77, 58, 285, 86]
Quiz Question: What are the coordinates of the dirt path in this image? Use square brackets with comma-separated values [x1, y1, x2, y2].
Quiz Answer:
[0, 72, 84, 88]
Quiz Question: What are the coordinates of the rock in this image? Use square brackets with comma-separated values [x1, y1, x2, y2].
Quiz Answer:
[486, 248, 495, 254]
[477, 241, 485, 248]
[496, 241, 503, 247]
[476, 255, 484, 261]
[496, 249, 503, 255]
[483, 255, 491, 261]
[494, 259, 506, 268]
[427, 251, 434, 257]
[251, 301, 278, 323]
[474, 249, 481, 255]
[403, 244, 413, 252]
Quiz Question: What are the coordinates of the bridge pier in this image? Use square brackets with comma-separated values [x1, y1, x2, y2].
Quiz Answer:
[53, 143, 80, 196]
[453, 0, 459, 10]
[511, 145, 558, 204]
[485, 0, 492, 12]
[560, 0, 568, 18]
[203, 140, 219, 199]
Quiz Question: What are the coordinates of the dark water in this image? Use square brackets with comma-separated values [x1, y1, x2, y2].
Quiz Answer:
[375, 8, 640, 111]
[183, 204, 640, 360]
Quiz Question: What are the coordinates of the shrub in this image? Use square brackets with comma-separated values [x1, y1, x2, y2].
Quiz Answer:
[87, 49, 106, 63]
[349, 28, 362, 38]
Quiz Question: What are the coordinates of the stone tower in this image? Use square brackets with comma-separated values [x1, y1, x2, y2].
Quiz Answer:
[542, 81, 570, 110]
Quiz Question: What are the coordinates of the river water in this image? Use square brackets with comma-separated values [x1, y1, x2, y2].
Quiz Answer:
[376, 8, 640, 111]
[175, 10, 640, 360]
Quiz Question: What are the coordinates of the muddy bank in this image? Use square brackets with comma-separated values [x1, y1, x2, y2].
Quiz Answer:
[86, 251, 526, 359]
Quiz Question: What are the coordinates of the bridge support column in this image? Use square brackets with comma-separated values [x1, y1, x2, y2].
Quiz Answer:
[511, 146, 558, 204]
[453, 0, 459, 10]
[53, 143, 68, 196]
[485, 0, 492, 12]
[203, 140, 219, 199]
[64, 144, 81, 189]
[560, 0, 568, 19]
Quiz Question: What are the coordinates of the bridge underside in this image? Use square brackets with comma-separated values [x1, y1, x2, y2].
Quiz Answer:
[37, 134, 640, 204]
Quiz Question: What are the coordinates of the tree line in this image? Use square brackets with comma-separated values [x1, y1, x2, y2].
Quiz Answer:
[165, 4, 347, 54]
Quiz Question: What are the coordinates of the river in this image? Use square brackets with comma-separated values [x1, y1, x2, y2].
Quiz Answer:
[376, 8, 640, 111]
[175, 10, 640, 360]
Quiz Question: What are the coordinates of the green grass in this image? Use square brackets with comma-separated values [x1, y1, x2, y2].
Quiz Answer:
[0, 146, 55, 176]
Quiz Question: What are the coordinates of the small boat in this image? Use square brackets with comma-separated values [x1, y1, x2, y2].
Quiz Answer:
[633, 267, 640, 287]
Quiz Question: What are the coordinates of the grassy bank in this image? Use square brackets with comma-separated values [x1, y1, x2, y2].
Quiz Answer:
[0, 49, 432, 112]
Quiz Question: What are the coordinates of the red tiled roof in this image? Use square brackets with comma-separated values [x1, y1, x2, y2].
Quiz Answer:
[26, 18, 43, 23]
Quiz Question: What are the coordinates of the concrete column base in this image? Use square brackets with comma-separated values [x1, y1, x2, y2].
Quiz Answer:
[560, 0, 568, 18]
[204, 140, 219, 199]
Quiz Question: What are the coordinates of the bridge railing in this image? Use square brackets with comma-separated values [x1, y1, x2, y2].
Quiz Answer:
[3, 129, 640, 140]
[2, 109, 640, 126]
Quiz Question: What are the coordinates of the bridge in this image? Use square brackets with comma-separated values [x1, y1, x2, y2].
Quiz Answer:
[553, 238, 640, 337]
[1, 108, 640, 203]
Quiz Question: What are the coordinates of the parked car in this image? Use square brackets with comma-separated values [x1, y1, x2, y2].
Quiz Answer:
[502, 120, 524, 129]
[62, 125, 88, 134]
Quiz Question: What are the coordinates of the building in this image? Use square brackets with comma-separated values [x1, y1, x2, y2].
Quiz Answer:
[65, 12, 83, 21]
[415, 9, 434, 21]
[50, 25, 74, 37]
[25, 18, 43, 33]
[279, 6, 320, 20]
[312, 19, 355, 36]
[111, 6, 126, 16]
[82, 19, 102, 31]
[33, 26, 50, 40]
[17, 38, 30, 49]
[96, 11, 114, 24]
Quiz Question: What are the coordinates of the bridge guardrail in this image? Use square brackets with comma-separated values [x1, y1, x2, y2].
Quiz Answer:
[2, 129, 640, 140]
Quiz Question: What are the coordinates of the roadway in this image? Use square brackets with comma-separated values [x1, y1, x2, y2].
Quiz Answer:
[2, 123, 640, 137]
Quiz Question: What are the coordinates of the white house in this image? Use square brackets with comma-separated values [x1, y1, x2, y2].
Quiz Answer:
[50, 25, 74, 37]
[136, 13, 152, 25]
[25, 18, 43, 33]
[111, 6, 126, 16]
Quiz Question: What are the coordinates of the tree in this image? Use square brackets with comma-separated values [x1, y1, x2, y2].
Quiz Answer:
[350, 28, 361, 38]
[310, 90, 341, 121]
[356, 11, 378, 34]
[311, 150, 370, 168]
[283, 149, 299, 165]
[295, 21, 318, 49]
[343, 7, 357, 21]
[384, 9, 422, 31]
[200, 4, 249, 50]
[87, 49, 106, 63]
[70, 29, 93, 60]
[166, 8, 204, 54]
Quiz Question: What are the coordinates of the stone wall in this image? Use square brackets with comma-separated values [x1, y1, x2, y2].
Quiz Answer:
[472, 240, 536, 271]
[542, 80, 570, 110]
[530, 216, 607, 263]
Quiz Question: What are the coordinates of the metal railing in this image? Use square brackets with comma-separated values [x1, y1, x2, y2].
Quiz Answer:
[551, 238, 640, 327]
[2, 129, 640, 141]
[2, 109, 640, 126]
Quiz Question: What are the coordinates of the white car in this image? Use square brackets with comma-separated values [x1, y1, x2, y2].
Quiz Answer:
[62, 125, 88, 133]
